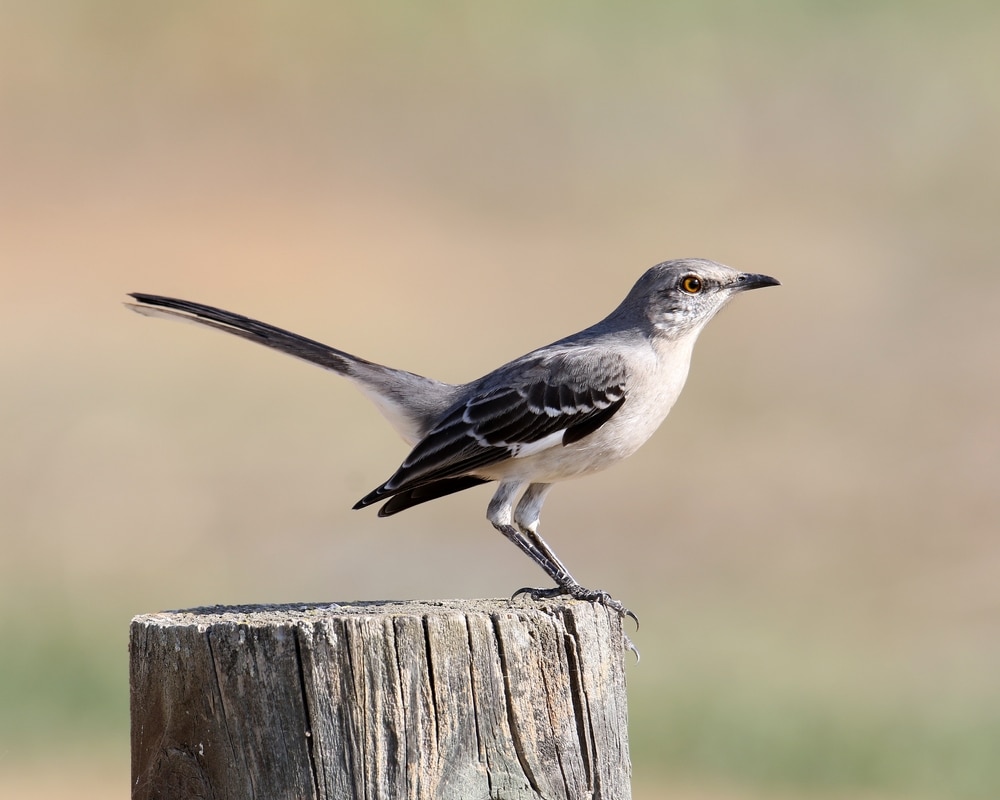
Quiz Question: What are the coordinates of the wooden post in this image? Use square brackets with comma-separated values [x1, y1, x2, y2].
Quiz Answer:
[130, 598, 631, 799]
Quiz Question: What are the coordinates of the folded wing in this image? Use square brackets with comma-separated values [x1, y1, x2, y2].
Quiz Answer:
[355, 350, 628, 514]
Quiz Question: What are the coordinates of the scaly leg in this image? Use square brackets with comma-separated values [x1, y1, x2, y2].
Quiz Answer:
[488, 481, 638, 627]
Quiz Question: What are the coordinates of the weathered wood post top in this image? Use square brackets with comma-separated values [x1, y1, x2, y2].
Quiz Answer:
[130, 598, 631, 800]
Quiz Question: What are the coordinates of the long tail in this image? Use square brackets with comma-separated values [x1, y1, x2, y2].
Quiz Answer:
[126, 293, 461, 444]
[127, 293, 374, 374]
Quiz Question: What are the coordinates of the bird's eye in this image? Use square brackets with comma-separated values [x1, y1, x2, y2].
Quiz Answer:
[681, 275, 703, 294]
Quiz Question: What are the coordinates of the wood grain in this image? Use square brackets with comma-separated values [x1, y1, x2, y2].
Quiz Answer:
[131, 598, 631, 800]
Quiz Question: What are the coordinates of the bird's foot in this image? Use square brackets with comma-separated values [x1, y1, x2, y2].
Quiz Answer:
[512, 583, 639, 630]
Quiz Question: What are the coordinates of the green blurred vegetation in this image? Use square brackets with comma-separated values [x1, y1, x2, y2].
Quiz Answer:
[631, 642, 1000, 798]
[2, 1, 999, 797]
[0, 615, 126, 751]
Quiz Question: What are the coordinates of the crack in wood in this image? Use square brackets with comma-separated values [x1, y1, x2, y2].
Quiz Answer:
[204, 627, 245, 786]
[293, 625, 321, 800]
[561, 611, 596, 792]
[462, 612, 490, 798]
[420, 613, 441, 756]
[491, 612, 543, 797]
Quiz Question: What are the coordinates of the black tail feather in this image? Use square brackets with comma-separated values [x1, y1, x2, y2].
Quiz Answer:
[127, 293, 365, 374]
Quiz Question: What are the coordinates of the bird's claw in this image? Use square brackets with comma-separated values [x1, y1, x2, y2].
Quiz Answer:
[512, 584, 639, 630]
[624, 634, 641, 663]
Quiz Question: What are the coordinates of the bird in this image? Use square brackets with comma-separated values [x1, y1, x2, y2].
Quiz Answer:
[126, 259, 778, 620]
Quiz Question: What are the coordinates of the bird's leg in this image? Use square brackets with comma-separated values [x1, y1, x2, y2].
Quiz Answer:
[509, 484, 575, 577]
[493, 482, 638, 627]
[488, 482, 573, 588]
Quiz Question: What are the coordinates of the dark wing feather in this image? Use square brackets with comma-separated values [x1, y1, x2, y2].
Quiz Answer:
[376, 476, 493, 517]
[354, 349, 629, 512]
[563, 394, 626, 445]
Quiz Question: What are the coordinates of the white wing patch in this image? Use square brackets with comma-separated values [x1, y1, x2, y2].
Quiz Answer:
[469, 426, 567, 458]
[509, 429, 566, 458]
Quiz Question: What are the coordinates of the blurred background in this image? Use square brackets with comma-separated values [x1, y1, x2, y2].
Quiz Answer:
[2, 1, 998, 798]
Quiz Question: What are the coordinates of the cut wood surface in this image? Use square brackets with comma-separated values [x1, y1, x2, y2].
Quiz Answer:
[130, 598, 631, 800]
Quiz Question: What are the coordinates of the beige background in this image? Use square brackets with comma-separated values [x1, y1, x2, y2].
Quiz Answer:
[2, 3, 998, 798]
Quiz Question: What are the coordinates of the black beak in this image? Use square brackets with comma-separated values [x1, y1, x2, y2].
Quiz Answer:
[734, 272, 780, 292]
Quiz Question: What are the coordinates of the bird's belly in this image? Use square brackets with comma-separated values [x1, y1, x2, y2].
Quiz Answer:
[480, 442, 618, 483]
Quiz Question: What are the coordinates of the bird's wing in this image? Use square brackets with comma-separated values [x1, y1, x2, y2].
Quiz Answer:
[354, 348, 628, 510]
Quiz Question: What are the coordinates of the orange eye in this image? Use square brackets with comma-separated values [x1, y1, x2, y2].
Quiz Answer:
[681, 275, 703, 294]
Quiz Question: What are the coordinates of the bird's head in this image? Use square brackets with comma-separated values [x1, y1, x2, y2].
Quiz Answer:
[617, 258, 779, 339]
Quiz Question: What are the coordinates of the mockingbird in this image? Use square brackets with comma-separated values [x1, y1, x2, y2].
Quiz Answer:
[127, 259, 777, 619]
